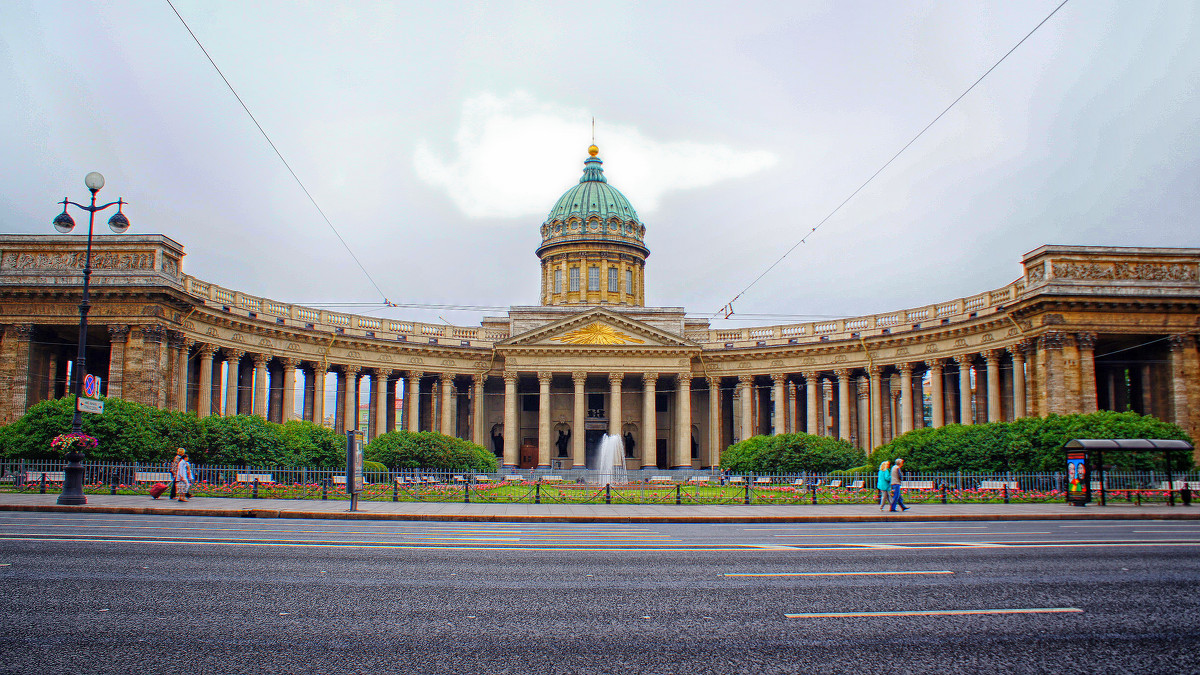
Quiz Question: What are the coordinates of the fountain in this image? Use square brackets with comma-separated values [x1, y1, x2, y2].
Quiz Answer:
[590, 433, 629, 485]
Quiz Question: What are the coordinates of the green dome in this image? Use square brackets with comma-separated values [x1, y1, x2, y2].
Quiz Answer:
[545, 154, 640, 223]
[539, 148, 647, 254]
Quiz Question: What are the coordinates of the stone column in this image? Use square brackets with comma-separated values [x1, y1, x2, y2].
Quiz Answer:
[106, 325, 129, 399]
[1076, 332, 1099, 414]
[738, 375, 754, 441]
[472, 374, 486, 446]
[439, 373, 455, 437]
[503, 373, 518, 468]
[572, 371, 587, 469]
[984, 349, 1003, 422]
[707, 377, 721, 467]
[786, 382, 798, 434]
[140, 325, 168, 408]
[196, 344, 216, 417]
[166, 333, 185, 411]
[223, 349, 244, 416]
[642, 373, 658, 469]
[835, 369, 851, 441]
[343, 365, 361, 431]
[898, 363, 914, 435]
[1038, 332, 1069, 414]
[868, 366, 883, 448]
[674, 373, 692, 468]
[856, 376, 870, 450]
[537, 371, 552, 468]
[252, 353, 270, 418]
[279, 358, 298, 423]
[771, 374, 786, 435]
[926, 360, 945, 427]
[5, 325, 33, 419]
[803, 372, 819, 435]
[406, 372, 422, 432]
[954, 355, 973, 425]
[310, 362, 327, 426]
[371, 369, 387, 438]
[1009, 344, 1027, 419]
[608, 372, 624, 436]
[1169, 335, 1192, 431]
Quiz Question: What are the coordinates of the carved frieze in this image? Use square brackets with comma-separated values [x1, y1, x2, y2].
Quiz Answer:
[1, 250, 155, 271]
[1052, 261, 1197, 282]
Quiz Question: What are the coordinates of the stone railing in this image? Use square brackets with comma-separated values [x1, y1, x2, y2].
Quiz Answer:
[181, 275, 508, 347]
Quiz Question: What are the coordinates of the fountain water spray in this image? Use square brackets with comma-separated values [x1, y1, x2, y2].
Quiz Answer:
[591, 434, 629, 485]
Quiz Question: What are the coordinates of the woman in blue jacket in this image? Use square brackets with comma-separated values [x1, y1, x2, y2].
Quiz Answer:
[876, 461, 891, 511]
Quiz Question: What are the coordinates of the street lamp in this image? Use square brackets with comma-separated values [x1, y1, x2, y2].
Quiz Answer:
[52, 171, 130, 505]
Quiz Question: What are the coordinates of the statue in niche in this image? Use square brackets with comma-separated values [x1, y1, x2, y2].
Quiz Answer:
[623, 432, 637, 458]
[491, 424, 504, 457]
[555, 427, 571, 458]
[691, 434, 699, 459]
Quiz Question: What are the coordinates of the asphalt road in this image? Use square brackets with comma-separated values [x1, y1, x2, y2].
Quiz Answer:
[2, 515, 1198, 674]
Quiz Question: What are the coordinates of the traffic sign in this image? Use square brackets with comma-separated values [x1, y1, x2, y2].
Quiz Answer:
[77, 397, 104, 414]
[82, 374, 101, 399]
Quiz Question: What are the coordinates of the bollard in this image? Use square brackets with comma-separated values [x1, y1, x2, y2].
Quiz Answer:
[1003, 484, 1009, 504]
[1182, 485, 1193, 507]
[535, 481, 541, 505]
[252, 478, 259, 499]
[110, 474, 118, 496]
[40, 473, 47, 494]
[744, 480, 751, 505]
[394, 479, 400, 503]
[941, 483, 948, 504]
[811, 484, 817, 505]
[1136, 491, 1141, 506]
[676, 483, 682, 505]
[606, 483, 612, 505]
[322, 479, 328, 500]
[464, 477, 470, 504]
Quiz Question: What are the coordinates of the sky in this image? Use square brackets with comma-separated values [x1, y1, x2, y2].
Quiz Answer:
[1, 0, 1198, 329]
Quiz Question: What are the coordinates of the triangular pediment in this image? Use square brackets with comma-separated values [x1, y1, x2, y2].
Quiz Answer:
[499, 308, 695, 349]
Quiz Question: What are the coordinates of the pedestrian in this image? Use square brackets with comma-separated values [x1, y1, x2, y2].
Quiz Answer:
[169, 447, 185, 499]
[876, 461, 891, 511]
[176, 452, 193, 503]
[890, 457, 908, 512]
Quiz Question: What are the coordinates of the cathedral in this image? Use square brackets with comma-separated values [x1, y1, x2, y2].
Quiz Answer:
[1, 146, 1198, 467]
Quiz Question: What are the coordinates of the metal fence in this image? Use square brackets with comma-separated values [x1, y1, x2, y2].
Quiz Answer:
[2, 461, 1196, 505]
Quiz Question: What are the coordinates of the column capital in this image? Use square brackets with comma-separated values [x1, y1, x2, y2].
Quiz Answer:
[252, 352, 270, 368]
[800, 370, 819, 383]
[471, 372, 486, 386]
[706, 376, 720, 388]
[924, 358, 944, 371]
[1076, 332, 1098, 351]
[537, 371, 553, 384]
[771, 373, 787, 386]
[898, 362, 914, 375]
[642, 372, 659, 384]
[738, 374, 754, 385]
[502, 372, 519, 385]
[983, 349, 1003, 363]
[439, 372, 455, 384]
[571, 371, 588, 384]
[198, 342, 219, 358]
[608, 372, 625, 385]
[305, 360, 327, 373]
[833, 368, 850, 380]
[1006, 342, 1028, 358]
[1038, 331, 1069, 351]
[867, 365, 883, 377]
[167, 330, 187, 349]
[107, 324, 130, 342]
[141, 324, 166, 344]
[677, 373, 691, 386]
[278, 357, 300, 369]
[406, 370, 423, 380]
[1168, 334, 1193, 352]
[343, 364, 362, 377]
[223, 348, 245, 362]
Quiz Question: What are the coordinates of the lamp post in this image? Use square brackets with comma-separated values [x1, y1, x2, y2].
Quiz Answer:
[52, 171, 130, 505]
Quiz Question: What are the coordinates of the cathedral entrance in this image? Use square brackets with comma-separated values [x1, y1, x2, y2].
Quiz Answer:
[584, 429, 606, 468]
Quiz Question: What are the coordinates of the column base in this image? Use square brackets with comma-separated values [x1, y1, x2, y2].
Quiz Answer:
[536, 464, 551, 469]
[670, 465, 693, 470]
[641, 464, 657, 470]
[572, 464, 587, 470]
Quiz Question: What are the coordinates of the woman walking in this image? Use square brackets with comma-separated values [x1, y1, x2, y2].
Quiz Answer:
[176, 453, 193, 503]
[876, 461, 891, 511]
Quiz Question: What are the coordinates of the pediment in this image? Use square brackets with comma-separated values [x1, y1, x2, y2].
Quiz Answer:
[499, 308, 695, 349]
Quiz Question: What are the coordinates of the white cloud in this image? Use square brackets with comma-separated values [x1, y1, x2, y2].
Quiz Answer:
[414, 92, 777, 219]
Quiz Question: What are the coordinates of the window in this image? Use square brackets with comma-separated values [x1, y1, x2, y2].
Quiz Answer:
[588, 266, 599, 291]
[554, 269, 562, 294]
[627, 269, 634, 296]
[569, 267, 580, 292]
[608, 267, 618, 291]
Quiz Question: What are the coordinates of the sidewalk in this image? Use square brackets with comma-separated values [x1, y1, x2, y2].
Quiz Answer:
[1, 492, 1197, 522]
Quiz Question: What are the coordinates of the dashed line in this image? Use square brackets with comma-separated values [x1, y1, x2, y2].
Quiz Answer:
[786, 607, 1083, 618]
[726, 570, 953, 577]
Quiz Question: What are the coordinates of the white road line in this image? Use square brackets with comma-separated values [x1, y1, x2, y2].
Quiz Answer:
[725, 570, 953, 577]
[771, 532, 1053, 537]
[785, 607, 1083, 619]
[745, 526, 987, 531]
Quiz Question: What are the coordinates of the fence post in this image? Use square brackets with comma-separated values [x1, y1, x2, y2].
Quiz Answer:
[322, 479, 328, 500]
[1003, 483, 1009, 504]
[110, 472, 117, 496]
[811, 482, 817, 505]
[606, 483, 611, 505]
[394, 479, 399, 503]
[676, 483, 681, 505]
[535, 481, 541, 505]
[464, 476, 470, 504]
[744, 480, 751, 505]
[40, 473, 47, 494]
[941, 482, 948, 504]
[252, 478, 259, 499]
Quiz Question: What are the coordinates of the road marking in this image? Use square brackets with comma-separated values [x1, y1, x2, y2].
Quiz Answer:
[771, 532, 1053, 537]
[785, 607, 1083, 619]
[744, 526, 987, 531]
[725, 570, 953, 577]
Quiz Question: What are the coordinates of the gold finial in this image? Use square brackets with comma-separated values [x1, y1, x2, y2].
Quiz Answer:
[588, 144, 599, 157]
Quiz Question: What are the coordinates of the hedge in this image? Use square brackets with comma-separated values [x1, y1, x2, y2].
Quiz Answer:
[719, 433, 865, 474]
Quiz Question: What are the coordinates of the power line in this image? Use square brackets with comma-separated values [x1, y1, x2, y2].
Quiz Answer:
[164, 0, 391, 304]
[713, 0, 1072, 319]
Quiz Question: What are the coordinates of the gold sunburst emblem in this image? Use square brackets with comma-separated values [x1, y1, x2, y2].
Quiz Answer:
[551, 322, 645, 345]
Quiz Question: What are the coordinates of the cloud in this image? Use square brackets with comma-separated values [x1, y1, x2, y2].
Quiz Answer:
[414, 92, 777, 219]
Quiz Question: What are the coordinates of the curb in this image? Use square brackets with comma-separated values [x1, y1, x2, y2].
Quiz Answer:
[2, 503, 1198, 524]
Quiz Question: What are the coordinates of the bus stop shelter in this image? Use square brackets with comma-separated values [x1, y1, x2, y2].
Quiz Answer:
[1064, 438, 1194, 507]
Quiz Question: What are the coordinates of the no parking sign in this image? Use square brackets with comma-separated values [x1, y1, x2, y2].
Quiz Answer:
[82, 374, 101, 399]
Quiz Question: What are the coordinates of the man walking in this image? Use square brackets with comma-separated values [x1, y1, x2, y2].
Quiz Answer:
[890, 458, 909, 512]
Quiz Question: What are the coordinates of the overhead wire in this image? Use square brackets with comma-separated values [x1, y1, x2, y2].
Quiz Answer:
[712, 0, 1072, 319]
[164, 0, 392, 305]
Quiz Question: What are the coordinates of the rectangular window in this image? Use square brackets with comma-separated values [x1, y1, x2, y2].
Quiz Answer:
[608, 267, 618, 291]
[569, 267, 580, 292]
[554, 269, 562, 294]
[588, 266, 600, 291]
[627, 269, 634, 295]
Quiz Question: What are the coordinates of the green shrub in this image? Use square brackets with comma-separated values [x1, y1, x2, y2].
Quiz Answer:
[720, 433, 865, 474]
[277, 420, 346, 467]
[365, 430, 498, 471]
[868, 411, 1193, 472]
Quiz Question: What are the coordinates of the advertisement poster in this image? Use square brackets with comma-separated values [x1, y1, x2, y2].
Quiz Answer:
[1066, 451, 1088, 505]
